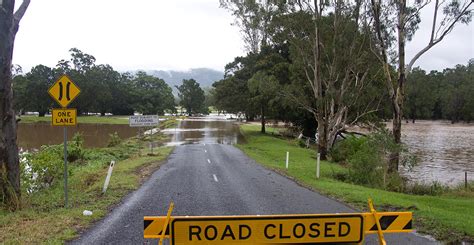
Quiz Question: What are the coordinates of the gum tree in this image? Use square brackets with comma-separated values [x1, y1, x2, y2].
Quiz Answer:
[369, 0, 473, 172]
[0, 0, 30, 209]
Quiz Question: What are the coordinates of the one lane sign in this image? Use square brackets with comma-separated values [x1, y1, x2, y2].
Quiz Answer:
[51, 108, 77, 126]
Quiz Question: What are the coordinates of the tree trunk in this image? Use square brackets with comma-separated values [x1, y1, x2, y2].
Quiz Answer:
[260, 105, 265, 133]
[388, 0, 407, 173]
[0, 0, 22, 209]
[316, 114, 328, 160]
[388, 94, 403, 173]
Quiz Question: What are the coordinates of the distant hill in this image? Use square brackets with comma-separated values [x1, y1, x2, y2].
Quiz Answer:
[136, 68, 224, 95]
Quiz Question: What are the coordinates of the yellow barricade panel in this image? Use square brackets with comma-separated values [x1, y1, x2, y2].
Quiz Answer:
[363, 212, 413, 234]
[144, 216, 171, 239]
[144, 212, 413, 242]
[170, 215, 363, 244]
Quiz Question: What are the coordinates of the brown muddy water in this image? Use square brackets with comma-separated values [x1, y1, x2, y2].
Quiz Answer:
[18, 118, 471, 185]
[161, 118, 245, 146]
[17, 122, 139, 149]
[397, 121, 474, 186]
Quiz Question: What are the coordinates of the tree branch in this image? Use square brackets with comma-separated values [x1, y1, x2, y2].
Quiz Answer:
[430, 0, 439, 43]
[13, 0, 30, 24]
[407, 1, 473, 72]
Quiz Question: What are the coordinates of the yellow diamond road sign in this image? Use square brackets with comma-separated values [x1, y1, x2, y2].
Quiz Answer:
[48, 75, 80, 108]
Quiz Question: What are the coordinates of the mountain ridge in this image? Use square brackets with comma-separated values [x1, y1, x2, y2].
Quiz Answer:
[133, 68, 224, 94]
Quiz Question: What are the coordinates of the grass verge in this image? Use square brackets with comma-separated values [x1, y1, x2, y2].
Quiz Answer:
[0, 128, 174, 244]
[237, 124, 473, 243]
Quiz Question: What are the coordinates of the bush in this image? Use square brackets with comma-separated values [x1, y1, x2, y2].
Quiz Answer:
[20, 146, 64, 194]
[331, 129, 416, 190]
[349, 129, 403, 188]
[20, 134, 85, 194]
[330, 135, 366, 163]
[107, 132, 122, 147]
[68, 133, 85, 162]
[347, 142, 384, 187]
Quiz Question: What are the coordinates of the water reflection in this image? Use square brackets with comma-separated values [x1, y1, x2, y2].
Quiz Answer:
[398, 121, 474, 185]
[162, 118, 244, 146]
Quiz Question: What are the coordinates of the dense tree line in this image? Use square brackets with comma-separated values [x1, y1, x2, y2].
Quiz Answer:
[406, 60, 474, 123]
[13, 48, 176, 116]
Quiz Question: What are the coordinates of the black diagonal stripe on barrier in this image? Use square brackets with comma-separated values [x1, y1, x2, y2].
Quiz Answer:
[158, 228, 170, 236]
[144, 220, 153, 230]
[403, 219, 412, 230]
[370, 215, 398, 231]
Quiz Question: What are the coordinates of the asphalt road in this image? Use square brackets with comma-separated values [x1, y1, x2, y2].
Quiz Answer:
[71, 143, 438, 244]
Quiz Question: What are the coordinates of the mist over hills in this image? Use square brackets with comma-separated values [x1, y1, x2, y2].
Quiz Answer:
[135, 68, 224, 94]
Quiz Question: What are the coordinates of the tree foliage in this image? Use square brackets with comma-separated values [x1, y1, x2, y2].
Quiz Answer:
[13, 48, 176, 116]
[406, 61, 474, 123]
[176, 79, 206, 115]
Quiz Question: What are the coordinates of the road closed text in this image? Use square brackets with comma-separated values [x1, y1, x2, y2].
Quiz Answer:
[171, 215, 363, 244]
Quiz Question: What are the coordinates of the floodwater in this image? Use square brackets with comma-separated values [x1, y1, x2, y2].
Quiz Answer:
[17, 122, 139, 149]
[161, 116, 244, 146]
[398, 121, 474, 185]
[18, 118, 471, 185]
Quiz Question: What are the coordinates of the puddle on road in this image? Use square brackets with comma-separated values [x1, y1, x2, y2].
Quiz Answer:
[162, 118, 245, 146]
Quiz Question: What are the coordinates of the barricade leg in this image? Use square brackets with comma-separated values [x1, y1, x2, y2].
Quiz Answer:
[159, 202, 174, 245]
[368, 198, 386, 245]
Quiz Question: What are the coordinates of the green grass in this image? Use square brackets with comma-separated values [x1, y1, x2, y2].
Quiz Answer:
[0, 132, 174, 244]
[237, 124, 474, 243]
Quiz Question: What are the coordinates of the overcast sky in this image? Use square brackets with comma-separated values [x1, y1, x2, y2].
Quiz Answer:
[12, 0, 474, 73]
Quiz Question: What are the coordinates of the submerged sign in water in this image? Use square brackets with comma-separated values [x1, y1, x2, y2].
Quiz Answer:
[169, 214, 363, 244]
[129, 115, 159, 127]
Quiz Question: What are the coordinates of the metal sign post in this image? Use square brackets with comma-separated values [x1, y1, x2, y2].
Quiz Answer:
[48, 75, 80, 208]
[63, 127, 68, 207]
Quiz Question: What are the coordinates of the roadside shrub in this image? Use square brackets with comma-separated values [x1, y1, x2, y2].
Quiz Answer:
[20, 146, 64, 193]
[347, 141, 384, 187]
[68, 132, 85, 162]
[20, 134, 85, 194]
[330, 135, 366, 163]
[340, 129, 416, 190]
[107, 132, 122, 147]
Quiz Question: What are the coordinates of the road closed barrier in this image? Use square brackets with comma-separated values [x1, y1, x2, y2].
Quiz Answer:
[144, 199, 412, 244]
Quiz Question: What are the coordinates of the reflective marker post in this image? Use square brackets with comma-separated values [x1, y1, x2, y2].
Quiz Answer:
[316, 153, 320, 179]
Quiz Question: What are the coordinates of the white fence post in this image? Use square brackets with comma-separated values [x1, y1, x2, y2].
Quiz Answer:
[103, 161, 115, 193]
[286, 151, 289, 169]
[316, 153, 320, 179]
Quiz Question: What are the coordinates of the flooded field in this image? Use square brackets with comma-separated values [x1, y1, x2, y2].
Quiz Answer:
[398, 121, 474, 185]
[18, 122, 139, 149]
